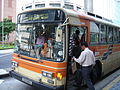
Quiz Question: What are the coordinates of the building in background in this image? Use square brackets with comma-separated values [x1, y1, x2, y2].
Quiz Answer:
[0, 0, 16, 22]
[82, 0, 120, 25]
[0, 0, 16, 44]
[113, 0, 120, 25]
[92, 0, 114, 22]
[84, 0, 93, 13]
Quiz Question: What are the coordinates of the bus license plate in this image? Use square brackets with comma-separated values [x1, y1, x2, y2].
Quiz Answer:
[22, 78, 32, 85]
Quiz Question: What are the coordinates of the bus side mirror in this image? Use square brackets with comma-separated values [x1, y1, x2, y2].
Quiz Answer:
[56, 28, 62, 42]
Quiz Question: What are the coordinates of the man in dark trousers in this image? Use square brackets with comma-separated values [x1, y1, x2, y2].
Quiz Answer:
[73, 42, 95, 90]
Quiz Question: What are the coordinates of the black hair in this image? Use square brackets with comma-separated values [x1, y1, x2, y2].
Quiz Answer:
[75, 30, 80, 35]
[81, 42, 88, 47]
[74, 38, 80, 46]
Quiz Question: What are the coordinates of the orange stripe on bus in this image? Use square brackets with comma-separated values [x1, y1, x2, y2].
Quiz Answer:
[12, 53, 38, 61]
[12, 57, 66, 77]
[12, 53, 67, 68]
[17, 62, 66, 78]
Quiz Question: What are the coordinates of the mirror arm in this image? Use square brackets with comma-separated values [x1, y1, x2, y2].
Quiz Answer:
[58, 17, 69, 28]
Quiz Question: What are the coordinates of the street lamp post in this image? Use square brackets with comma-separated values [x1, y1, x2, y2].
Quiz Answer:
[1, 0, 4, 47]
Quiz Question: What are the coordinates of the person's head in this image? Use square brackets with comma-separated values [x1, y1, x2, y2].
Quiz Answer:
[81, 42, 88, 50]
[75, 30, 80, 35]
[38, 30, 44, 36]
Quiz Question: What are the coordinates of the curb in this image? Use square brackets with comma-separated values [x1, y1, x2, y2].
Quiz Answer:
[0, 49, 14, 54]
[0, 68, 11, 76]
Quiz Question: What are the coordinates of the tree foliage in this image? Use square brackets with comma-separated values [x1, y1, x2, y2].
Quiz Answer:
[0, 18, 15, 36]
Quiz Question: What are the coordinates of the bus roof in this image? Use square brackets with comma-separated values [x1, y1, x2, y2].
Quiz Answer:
[19, 7, 120, 28]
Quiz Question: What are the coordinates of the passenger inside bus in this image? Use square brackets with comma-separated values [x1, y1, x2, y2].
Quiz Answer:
[34, 30, 46, 59]
[68, 30, 81, 78]
[69, 30, 80, 57]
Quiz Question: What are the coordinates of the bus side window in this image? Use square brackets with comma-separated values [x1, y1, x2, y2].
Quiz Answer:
[119, 29, 120, 43]
[113, 28, 118, 43]
[90, 22, 99, 44]
[108, 27, 113, 43]
[80, 27, 87, 42]
[100, 25, 107, 44]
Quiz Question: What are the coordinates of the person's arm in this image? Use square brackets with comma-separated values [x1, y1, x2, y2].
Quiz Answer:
[73, 51, 86, 65]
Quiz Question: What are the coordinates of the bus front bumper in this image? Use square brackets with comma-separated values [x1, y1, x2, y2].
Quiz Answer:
[9, 71, 64, 90]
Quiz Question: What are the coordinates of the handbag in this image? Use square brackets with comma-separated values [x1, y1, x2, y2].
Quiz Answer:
[71, 61, 77, 74]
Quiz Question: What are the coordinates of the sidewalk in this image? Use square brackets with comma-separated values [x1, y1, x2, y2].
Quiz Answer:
[0, 69, 9, 76]
[0, 68, 12, 76]
[0, 49, 14, 54]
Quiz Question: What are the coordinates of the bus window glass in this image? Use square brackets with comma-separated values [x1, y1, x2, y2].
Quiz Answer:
[108, 27, 113, 43]
[70, 26, 86, 41]
[69, 26, 86, 56]
[49, 3, 61, 7]
[16, 23, 65, 62]
[90, 22, 99, 44]
[16, 24, 34, 56]
[64, 4, 74, 9]
[113, 28, 118, 43]
[35, 4, 45, 8]
[100, 25, 106, 43]
[118, 29, 120, 42]
[117, 28, 119, 42]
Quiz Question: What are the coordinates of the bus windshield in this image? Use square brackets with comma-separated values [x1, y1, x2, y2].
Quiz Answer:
[15, 23, 65, 62]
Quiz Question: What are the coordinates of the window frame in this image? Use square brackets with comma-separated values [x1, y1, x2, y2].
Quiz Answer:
[99, 24, 107, 44]
[35, 4, 45, 8]
[107, 26, 113, 44]
[90, 22, 100, 45]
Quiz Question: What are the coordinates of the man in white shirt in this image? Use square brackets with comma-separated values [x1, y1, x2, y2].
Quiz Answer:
[73, 42, 95, 90]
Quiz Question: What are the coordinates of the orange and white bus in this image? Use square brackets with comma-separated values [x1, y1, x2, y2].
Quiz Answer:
[10, 8, 120, 90]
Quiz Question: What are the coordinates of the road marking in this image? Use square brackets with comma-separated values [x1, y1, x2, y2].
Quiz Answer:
[0, 53, 11, 58]
[0, 80, 4, 85]
[102, 75, 120, 90]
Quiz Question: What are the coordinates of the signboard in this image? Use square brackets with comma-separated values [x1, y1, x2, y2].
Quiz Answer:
[18, 9, 65, 23]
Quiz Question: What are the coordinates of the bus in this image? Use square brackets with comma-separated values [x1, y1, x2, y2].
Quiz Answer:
[10, 8, 120, 90]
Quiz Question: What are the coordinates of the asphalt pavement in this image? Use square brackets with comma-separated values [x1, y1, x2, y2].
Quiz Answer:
[0, 49, 14, 76]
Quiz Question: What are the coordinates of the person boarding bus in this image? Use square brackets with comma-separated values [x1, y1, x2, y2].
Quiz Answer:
[73, 42, 96, 90]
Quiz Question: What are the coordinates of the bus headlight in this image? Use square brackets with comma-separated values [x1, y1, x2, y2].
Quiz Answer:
[42, 71, 47, 77]
[42, 71, 53, 78]
[12, 61, 18, 67]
